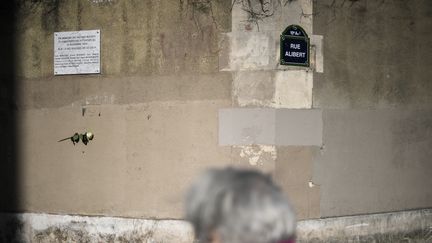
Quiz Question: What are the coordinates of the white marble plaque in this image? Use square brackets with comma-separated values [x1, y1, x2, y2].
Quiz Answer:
[54, 30, 100, 75]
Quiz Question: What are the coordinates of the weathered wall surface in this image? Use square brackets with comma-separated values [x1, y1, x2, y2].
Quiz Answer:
[16, 0, 231, 79]
[12, 0, 234, 219]
[2, 209, 432, 242]
[315, 109, 432, 217]
[313, 0, 432, 217]
[12, 0, 325, 221]
[4, 1, 432, 239]
[218, 0, 323, 220]
[313, 0, 432, 109]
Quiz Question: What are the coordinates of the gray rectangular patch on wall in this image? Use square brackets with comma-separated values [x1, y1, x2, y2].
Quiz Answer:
[275, 109, 322, 146]
[219, 108, 276, 145]
[219, 108, 322, 146]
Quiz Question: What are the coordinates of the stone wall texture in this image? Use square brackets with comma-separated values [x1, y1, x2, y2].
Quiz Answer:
[0, 0, 431, 241]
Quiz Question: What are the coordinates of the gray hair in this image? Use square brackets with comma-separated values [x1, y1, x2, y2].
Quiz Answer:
[185, 167, 296, 243]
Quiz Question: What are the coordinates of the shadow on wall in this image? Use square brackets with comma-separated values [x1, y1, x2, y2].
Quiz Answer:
[0, 1, 20, 242]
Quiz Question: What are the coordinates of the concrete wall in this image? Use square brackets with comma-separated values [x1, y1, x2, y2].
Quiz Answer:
[8, 0, 325, 221]
[313, 0, 432, 217]
[11, 0, 234, 219]
[1, 0, 431, 237]
[217, 0, 324, 220]
[2, 209, 432, 242]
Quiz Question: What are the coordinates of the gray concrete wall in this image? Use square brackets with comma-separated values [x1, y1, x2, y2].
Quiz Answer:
[2, 209, 432, 242]
[3, 0, 431, 234]
[313, 0, 432, 217]
[8, 0, 324, 221]
[313, 0, 432, 109]
[218, 0, 322, 220]
[9, 0, 234, 219]
[315, 109, 432, 217]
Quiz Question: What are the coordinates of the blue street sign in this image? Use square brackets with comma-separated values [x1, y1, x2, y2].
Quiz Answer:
[280, 25, 309, 66]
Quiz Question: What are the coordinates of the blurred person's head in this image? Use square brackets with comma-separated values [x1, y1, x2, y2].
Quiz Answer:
[185, 167, 296, 243]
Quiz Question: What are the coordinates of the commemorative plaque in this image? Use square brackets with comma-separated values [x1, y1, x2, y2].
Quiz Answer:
[280, 25, 309, 66]
[54, 30, 100, 75]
